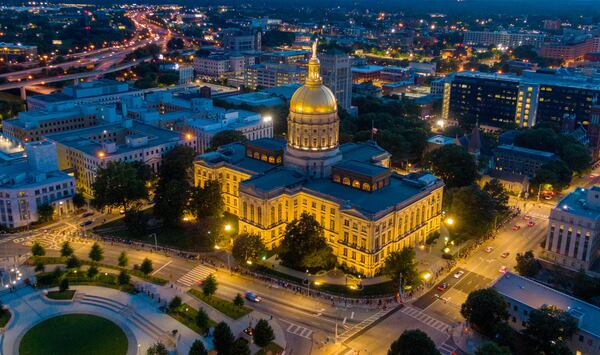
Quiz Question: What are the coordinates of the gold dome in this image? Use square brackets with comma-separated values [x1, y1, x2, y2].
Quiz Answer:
[290, 85, 337, 114]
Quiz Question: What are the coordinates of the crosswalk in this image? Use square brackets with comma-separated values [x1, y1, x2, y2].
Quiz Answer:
[400, 305, 451, 333]
[286, 323, 313, 339]
[176, 265, 215, 287]
[438, 343, 457, 355]
[337, 307, 395, 342]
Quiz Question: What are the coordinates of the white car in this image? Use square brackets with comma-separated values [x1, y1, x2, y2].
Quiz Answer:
[453, 270, 465, 279]
[485, 246, 494, 253]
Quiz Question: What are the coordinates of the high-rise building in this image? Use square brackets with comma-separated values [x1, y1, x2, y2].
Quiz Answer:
[220, 29, 261, 52]
[320, 51, 353, 111]
[442, 70, 600, 128]
[244, 63, 306, 89]
[463, 31, 545, 49]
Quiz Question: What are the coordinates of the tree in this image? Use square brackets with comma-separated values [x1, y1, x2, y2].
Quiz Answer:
[147, 342, 168, 355]
[531, 160, 573, 192]
[118, 270, 131, 285]
[92, 161, 149, 215]
[169, 296, 182, 312]
[37, 203, 55, 223]
[262, 30, 295, 47]
[523, 305, 578, 354]
[515, 250, 541, 277]
[202, 274, 217, 297]
[232, 233, 266, 263]
[60, 241, 74, 257]
[34, 261, 45, 272]
[66, 255, 81, 270]
[118, 251, 129, 268]
[88, 242, 104, 263]
[514, 128, 559, 152]
[153, 145, 196, 226]
[233, 293, 245, 307]
[446, 185, 497, 241]
[213, 321, 235, 355]
[461, 288, 509, 336]
[59, 277, 69, 292]
[31, 241, 46, 257]
[188, 180, 224, 219]
[475, 342, 511, 355]
[72, 193, 86, 209]
[210, 130, 247, 149]
[188, 340, 207, 355]
[87, 265, 99, 279]
[278, 212, 335, 270]
[140, 258, 153, 275]
[195, 307, 210, 333]
[253, 319, 275, 347]
[382, 247, 420, 289]
[513, 45, 538, 61]
[387, 329, 440, 355]
[231, 339, 251, 355]
[167, 37, 185, 50]
[561, 143, 592, 174]
[422, 145, 479, 188]
[482, 178, 509, 211]
[154, 179, 190, 226]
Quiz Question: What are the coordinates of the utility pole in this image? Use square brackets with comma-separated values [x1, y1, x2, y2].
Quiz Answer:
[398, 272, 404, 303]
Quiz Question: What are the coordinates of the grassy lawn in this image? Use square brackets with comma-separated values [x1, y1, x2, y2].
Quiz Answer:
[188, 289, 252, 320]
[256, 342, 284, 355]
[28, 257, 167, 285]
[47, 290, 76, 300]
[0, 310, 11, 328]
[167, 303, 217, 335]
[36, 271, 136, 294]
[19, 314, 128, 355]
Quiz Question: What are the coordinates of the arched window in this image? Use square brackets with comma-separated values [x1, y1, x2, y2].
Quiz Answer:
[253, 152, 260, 159]
[261, 154, 268, 161]
[362, 182, 370, 191]
[242, 202, 247, 219]
[268, 156, 275, 163]
[276, 156, 282, 163]
[352, 180, 361, 188]
[342, 177, 351, 185]
[333, 175, 341, 183]
[257, 207, 262, 225]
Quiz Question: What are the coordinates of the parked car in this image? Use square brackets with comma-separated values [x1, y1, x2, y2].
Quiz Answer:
[528, 220, 535, 227]
[82, 212, 94, 218]
[79, 220, 93, 227]
[512, 225, 521, 231]
[485, 246, 494, 253]
[501, 252, 510, 258]
[437, 283, 448, 292]
[453, 270, 465, 279]
[244, 291, 261, 302]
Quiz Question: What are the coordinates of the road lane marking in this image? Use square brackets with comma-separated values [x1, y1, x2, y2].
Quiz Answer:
[151, 260, 172, 275]
[176, 265, 215, 287]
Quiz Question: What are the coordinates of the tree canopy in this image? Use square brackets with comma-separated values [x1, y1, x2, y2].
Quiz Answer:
[387, 329, 440, 355]
[382, 247, 420, 289]
[515, 250, 541, 277]
[461, 288, 509, 336]
[213, 322, 235, 355]
[422, 145, 479, 188]
[232, 233, 266, 263]
[475, 342, 511, 355]
[188, 180, 224, 219]
[210, 130, 247, 149]
[277, 212, 335, 271]
[531, 160, 572, 192]
[92, 161, 149, 214]
[523, 305, 578, 354]
[445, 185, 497, 240]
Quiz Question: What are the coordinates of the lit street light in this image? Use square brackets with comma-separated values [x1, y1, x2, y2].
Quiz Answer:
[445, 217, 454, 225]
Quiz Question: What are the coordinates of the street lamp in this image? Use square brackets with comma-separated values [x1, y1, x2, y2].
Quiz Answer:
[445, 217, 454, 226]
[224, 224, 232, 232]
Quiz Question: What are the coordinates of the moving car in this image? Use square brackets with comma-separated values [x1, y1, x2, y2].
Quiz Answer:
[453, 270, 465, 279]
[527, 220, 535, 227]
[437, 283, 448, 291]
[512, 225, 521, 231]
[244, 291, 261, 302]
[82, 212, 94, 218]
[501, 252, 510, 258]
[79, 220, 93, 227]
[485, 246, 494, 253]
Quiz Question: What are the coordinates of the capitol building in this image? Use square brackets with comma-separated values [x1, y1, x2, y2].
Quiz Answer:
[194, 44, 444, 276]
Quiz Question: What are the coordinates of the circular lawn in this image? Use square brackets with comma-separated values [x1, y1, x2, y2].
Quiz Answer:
[19, 314, 128, 355]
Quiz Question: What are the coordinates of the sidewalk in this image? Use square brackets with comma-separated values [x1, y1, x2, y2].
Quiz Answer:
[451, 322, 487, 354]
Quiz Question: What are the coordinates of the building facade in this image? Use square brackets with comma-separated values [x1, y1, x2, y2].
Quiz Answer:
[494, 272, 600, 355]
[544, 186, 600, 272]
[463, 31, 545, 49]
[244, 63, 306, 89]
[493, 144, 558, 177]
[0, 140, 75, 228]
[195, 43, 444, 276]
[320, 51, 353, 111]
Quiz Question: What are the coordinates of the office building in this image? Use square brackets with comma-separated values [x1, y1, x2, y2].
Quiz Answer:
[463, 31, 545, 49]
[220, 29, 261, 52]
[494, 272, 600, 355]
[0, 140, 76, 228]
[544, 187, 600, 272]
[47, 120, 196, 197]
[27, 79, 144, 111]
[320, 51, 353, 111]
[260, 50, 310, 64]
[540, 36, 600, 61]
[195, 45, 444, 276]
[194, 54, 254, 79]
[493, 144, 558, 177]
[244, 63, 306, 89]
[442, 70, 600, 128]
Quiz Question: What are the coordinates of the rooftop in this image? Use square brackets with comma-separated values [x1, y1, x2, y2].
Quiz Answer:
[495, 144, 557, 159]
[553, 187, 600, 220]
[197, 141, 279, 175]
[351, 65, 385, 74]
[333, 160, 389, 177]
[493, 272, 600, 338]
